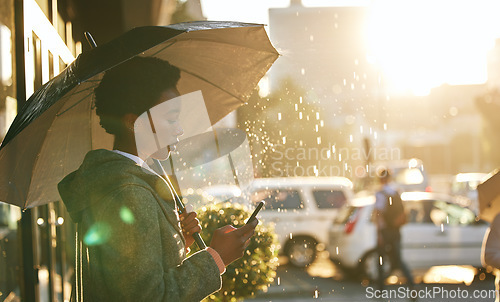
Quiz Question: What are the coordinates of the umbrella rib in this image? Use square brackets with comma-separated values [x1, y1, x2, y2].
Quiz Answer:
[148, 41, 176, 58]
[56, 91, 95, 116]
[59, 85, 96, 100]
[180, 69, 247, 104]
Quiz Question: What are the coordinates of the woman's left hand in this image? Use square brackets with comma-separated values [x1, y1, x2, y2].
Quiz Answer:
[180, 211, 202, 249]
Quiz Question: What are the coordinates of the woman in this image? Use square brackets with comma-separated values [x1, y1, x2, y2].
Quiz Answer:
[58, 56, 258, 301]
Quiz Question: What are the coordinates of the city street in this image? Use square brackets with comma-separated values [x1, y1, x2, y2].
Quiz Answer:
[247, 251, 497, 302]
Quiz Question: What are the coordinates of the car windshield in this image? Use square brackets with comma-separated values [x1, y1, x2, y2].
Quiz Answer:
[405, 199, 477, 225]
[257, 189, 304, 211]
[313, 190, 347, 209]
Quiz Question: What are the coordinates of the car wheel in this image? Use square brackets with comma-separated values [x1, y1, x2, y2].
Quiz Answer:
[360, 249, 391, 283]
[285, 237, 317, 268]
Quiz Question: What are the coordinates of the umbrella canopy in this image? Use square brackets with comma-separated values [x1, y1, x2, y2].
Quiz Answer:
[0, 21, 279, 209]
[478, 169, 500, 223]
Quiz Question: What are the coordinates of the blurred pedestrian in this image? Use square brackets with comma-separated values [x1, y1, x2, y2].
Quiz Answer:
[374, 168, 414, 290]
[482, 213, 500, 302]
[58, 57, 258, 301]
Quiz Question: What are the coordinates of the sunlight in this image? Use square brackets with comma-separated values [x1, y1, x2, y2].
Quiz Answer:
[365, 0, 500, 96]
[423, 266, 476, 285]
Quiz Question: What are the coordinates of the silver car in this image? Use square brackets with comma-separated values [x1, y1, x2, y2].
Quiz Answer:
[327, 191, 488, 281]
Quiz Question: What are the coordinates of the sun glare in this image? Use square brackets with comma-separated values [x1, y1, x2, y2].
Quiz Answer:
[365, 0, 500, 96]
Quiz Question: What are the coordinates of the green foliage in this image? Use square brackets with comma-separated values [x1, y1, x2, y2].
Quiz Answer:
[191, 202, 279, 302]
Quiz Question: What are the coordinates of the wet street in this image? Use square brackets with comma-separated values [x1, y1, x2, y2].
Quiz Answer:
[247, 251, 497, 302]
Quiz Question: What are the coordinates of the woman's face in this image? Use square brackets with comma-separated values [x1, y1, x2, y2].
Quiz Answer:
[150, 88, 184, 159]
[134, 88, 184, 160]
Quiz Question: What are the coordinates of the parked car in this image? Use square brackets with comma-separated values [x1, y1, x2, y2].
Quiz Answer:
[247, 177, 354, 267]
[327, 191, 488, 280]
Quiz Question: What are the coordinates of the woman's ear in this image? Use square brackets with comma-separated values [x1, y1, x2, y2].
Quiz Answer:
[122, 113, 139, 132]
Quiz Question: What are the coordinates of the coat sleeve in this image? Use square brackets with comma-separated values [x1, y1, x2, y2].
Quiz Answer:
[482, 214, 500, 269]
[88, 185, 222, 302]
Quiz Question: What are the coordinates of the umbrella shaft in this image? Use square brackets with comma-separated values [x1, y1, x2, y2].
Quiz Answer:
[152, 159, 207, 250]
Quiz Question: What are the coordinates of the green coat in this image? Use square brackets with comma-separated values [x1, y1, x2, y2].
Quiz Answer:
[58, 149, 221, 301]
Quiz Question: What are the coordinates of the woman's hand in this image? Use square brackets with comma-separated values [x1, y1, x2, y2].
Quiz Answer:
[180, 211, 202, 249]
[209, 219, 258, 266]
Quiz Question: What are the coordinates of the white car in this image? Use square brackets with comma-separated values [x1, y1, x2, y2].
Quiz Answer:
[327, 191, 488, 280]
[247, 177, 354, 267]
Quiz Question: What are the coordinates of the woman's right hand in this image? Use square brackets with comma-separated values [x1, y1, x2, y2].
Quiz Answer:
[209, 219, 258, 266]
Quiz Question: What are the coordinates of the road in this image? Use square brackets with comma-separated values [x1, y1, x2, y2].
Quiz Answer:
[245, 251, 497, 302]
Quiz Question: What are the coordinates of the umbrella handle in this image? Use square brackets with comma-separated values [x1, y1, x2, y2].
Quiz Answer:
[152, 159, 207, 250]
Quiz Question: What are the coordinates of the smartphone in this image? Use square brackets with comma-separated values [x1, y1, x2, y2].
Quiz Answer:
[246, 201, 265, 224]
